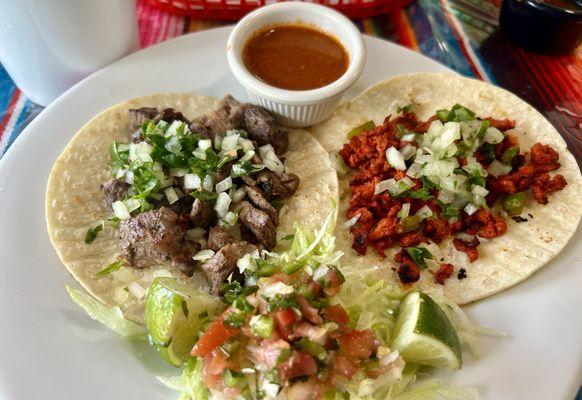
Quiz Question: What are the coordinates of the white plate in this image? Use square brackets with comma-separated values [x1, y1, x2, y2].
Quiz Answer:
[0, 26, 580, 400]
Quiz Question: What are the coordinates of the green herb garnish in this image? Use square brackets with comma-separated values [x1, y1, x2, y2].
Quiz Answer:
[94, 260, 123, 278]
[85, 223, 104, 244]
[406, 246, 434, 269]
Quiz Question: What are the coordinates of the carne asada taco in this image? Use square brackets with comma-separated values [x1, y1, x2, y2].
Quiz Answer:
[310, 73, 581, 304]
[46, 93, 338, 323]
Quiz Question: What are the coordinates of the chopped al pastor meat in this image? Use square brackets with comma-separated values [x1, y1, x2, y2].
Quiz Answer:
[435, 263, 454, 285]
[339, 104, 567, 285]
[452, 237, 480, 262]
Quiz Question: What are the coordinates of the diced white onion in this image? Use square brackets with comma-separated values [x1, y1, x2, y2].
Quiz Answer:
[484, 127, 504, 144]
[215, 177, 233, 193]
[223, 211, 238, 226]
[400, 144, 417, 160]
[342, 213, 361, 229]
[239, 150, 255, 163]
[183, 173, 201, 190]
[124, 170, 134, 184]
[113, 287, 129, 305]
[375, 178, 396, 195]
[152, 268, 174, 278]
[262, 282, 294, 298]
[406, 163, 422, 178]
[186, 227, 206, 240]
[400, 203, 411, 219]
[135, 142, 153, 163]
[380, 350, 400, 367]
[214, 192, 231, 218]
[213, 134, 223, 150]
[124, 198, 141, 213]
[415, 205, 433, 220]
[399, 177, 414, 188]
[202, 175, 214, 192]
[313, 265, 330, 281]
[400, 133, 416, 142]
[112, 201, 131, 220]
[128, 281, 146, 299]
[164, 120, 185, 137]
[386, 147, 406, 170]
[164, 135, 182, 154]
[170, 168, 188, 177]
[471, 185, 489, 197]
[231, 187, 246, 203]
[160, 178, 174, 188]
[198, 139, 212, 150]
[192, 148, 207, 160]
[192, 249, 215, 261]
[239, 138, 255, 153]
[237, 253, 255, 274]
[259, 144, 285, 176]
[464, 203, 478, 215]
[164, 187, 179, 205]
[221, 134, 239, 151]
[488, 160, 512, 176]
[437, 189, 455, 204]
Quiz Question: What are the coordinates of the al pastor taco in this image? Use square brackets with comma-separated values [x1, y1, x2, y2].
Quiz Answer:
[46, 93, 338, 322]
[310, 73, 581, 304]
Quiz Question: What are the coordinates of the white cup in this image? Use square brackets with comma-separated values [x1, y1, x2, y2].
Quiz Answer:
[0, 0, 139, 106]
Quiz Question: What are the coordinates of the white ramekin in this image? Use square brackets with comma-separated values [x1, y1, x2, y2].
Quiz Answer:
[226, 2, 366, 128]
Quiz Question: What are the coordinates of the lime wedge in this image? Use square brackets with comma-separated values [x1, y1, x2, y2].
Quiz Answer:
[145, 278, 224, 367]
[391, 291, 462, 370]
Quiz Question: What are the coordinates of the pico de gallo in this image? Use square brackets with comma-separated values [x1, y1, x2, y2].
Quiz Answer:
[189, 231, 402, 399]
[339, 104, 567, 285]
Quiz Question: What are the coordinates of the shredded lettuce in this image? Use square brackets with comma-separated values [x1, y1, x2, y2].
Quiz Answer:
[392, 379, 479, 400]
[66, 286, 146, 340]
[158, 358, 209, 400]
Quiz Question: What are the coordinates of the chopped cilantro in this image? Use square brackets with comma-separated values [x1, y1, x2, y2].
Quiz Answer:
[481, 143, 496, 162]
[189, 190, 218, 202]
[84, 223, 104, 244]
[280, 234, 295, 241]
[266, 294, 299, 312]
[397, 104, 414, 113]
[406, 246, 434, 269]
[224, 311, 247, 328]
[400, 187, 433, 200]
[441, 203, 460, 219]
[94, 260, 123, 278]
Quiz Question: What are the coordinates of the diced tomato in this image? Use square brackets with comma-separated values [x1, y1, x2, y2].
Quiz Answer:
[279, 351, 318, 382]
[202, 350, 228, 389]
[249, 339, 290, 370]
[338, 329, 377, 359]
[323, 270, 342, 296]
[191, 315, 239, 357]
[332, 354, 358, 378]
[323, 304, 349, 326]
[297, 295, 324, 325]
[275, 309, 297, 339]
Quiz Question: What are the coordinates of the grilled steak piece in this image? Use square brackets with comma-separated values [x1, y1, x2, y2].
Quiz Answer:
[153, 108, 190, 125]
[189, 95, 245, 139]
[201, 242, 257, 295]
[190, 199, 216, 227]
[271, 130, 289, 156]
[244, 105, 275, 145]
[119, 207, 192, 270]
[129, 107, 159, 131]
[244, 185, 279, 225]
[256, 171, 300, 199]
[207, 226, 241, 251]
[239, 201, 277, 250]
[100, 178, 130, 208]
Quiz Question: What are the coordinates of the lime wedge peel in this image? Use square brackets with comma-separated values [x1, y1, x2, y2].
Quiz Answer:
[145, 278, 224, 367]
[391, 291, 462, 370]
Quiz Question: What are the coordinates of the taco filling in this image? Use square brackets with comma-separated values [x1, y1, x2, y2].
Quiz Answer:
[339, 104, 567, 285]
[96, 96, 300, 295]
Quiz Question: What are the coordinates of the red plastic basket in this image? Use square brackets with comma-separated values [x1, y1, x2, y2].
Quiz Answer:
[146, 0, 411, 20]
